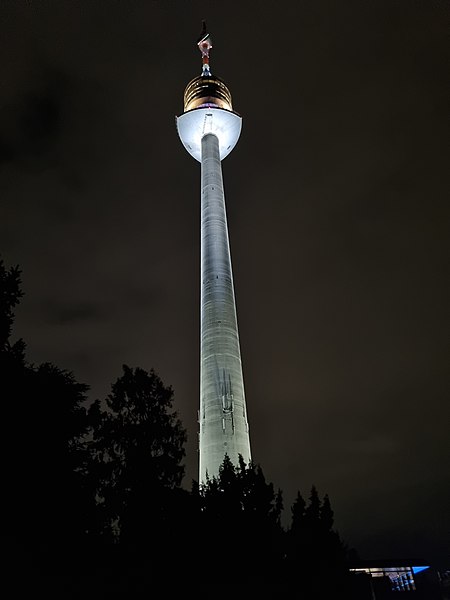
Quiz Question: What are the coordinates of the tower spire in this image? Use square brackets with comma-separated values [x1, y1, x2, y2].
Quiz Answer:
[197, 20, 212, 76]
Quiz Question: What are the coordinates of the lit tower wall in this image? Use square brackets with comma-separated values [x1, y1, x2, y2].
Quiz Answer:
[177, 28, 251, 482]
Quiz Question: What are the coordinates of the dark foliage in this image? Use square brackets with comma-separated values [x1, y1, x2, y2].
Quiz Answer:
[0, 259, 23, 352]
[87, 364, 187, 549]
[286, 485, 351, 598]
[0, 256, 354, 598]
[192, 454, 285, 591]
[1, 259, 92, 595]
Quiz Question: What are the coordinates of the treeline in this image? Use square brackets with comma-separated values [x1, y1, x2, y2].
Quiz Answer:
[1, 258, 355, 598]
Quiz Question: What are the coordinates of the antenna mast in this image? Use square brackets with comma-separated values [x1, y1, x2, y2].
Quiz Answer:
[197, 20, 212, 76]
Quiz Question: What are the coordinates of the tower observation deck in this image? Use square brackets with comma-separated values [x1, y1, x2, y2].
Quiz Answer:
[177, 27, 251, 482]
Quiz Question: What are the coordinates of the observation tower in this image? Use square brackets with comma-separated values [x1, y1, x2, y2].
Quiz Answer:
[177, 26, 251, 482]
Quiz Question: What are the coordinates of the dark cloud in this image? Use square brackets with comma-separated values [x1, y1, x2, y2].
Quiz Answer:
[19, 82, 62, 148]
[42, 301, 106, 325]
[0, 70, 67, 164]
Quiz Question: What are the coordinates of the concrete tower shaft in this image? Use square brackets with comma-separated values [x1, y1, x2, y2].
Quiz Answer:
[199, 133, 251, 481]
[177, 27, 251, 482]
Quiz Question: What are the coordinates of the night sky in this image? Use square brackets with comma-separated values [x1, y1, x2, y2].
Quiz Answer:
[1, 1, 449, 563]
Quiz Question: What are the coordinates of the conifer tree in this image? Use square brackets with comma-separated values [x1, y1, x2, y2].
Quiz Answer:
[287, 486, 350, 598]
[198, 455, 284, 589]
[1, 257, 92, 588]
[88, 365, 186, 546]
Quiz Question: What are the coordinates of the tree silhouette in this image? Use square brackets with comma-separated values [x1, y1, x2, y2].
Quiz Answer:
[1, 257, 92, 596]
[88, 365, 187, 548]
[1, 256, 359, 597]
[291, 489, 307, 532]
[196, 455, 284, 591]
[287, 485, 350, 598]
[1, 259, 28, 563]
[321, 493, 334, 531]
[25, 363, 91, 548]
[0, 259, 24, 355]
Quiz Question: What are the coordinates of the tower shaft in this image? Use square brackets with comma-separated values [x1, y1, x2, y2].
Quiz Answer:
[199, 133, 251, 481]
[177, 27, 251, 482]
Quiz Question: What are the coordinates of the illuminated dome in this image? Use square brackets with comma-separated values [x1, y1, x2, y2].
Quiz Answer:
[183, 75, 233, 112]
[177, 27, 242, 162]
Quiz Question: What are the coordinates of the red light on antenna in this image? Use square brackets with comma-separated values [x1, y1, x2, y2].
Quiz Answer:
[198, 34, 212, 64]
